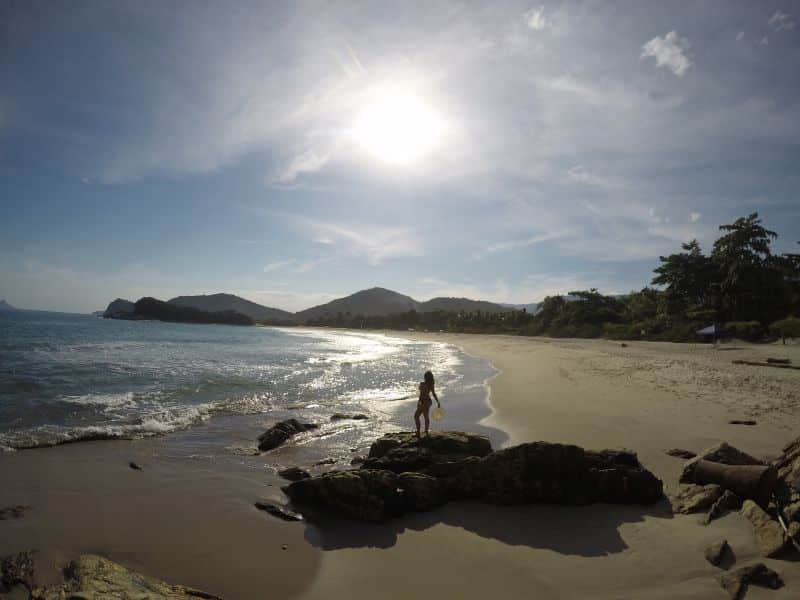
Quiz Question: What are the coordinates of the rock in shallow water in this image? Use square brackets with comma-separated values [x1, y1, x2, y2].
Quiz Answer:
[283, 431, 663, 521]
[30, 554, 222, 599]
[257, 419, 318, 452]
[278, 466, 311, 482]
[255, 501, 304, 522]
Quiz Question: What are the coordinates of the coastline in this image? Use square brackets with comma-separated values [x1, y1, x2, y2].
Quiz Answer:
[2, 331, 799, 598]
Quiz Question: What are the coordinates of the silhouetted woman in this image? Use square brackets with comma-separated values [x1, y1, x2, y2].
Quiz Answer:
[414, 370, 440, 437]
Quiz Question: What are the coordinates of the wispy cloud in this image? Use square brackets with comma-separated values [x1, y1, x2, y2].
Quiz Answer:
[523, 6, 549, 31]
[769, 10, 795, 32]
[641, 31, 693, 77]
[689, 212, 702, 223]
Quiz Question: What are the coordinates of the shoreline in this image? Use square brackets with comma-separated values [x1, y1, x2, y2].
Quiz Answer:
[2, 331, 800, 598]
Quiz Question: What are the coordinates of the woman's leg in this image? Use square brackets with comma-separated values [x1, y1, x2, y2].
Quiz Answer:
[423, 405, 430, 435]
[414, 405, 422, 437]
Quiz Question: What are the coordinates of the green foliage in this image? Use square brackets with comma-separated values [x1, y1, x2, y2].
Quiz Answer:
[724, 321, 764, 341]
[134, 297, 253, 326]
[770, 317, 800, 339]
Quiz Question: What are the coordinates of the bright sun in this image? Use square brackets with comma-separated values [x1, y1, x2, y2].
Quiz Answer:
[352, 91, 445, 166]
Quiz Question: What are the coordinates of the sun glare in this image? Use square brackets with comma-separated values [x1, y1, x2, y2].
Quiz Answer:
[352, 91, 445, 166]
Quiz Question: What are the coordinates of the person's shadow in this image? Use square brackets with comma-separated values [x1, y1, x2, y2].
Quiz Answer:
[302, 496, 674, 556]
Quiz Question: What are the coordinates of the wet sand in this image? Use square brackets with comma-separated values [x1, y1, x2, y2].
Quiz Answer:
[2, 334, 799, 598]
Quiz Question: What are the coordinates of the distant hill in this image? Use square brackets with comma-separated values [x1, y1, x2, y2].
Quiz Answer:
[296, 287, 520, 321]
[103, 298, 135, 318]
[135, 297, 253, 326]
[419, 297, 516, 313]
[0, 299, 17, 311]
[167, 293, 295, 323]
[296, 287, 419, 320]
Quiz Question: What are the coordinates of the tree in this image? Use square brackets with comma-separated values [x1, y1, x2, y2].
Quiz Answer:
[652, 239, 717, 320]
[711, 213, 783, 322]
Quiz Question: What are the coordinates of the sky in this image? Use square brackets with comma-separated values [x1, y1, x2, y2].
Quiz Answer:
[1, 1, 799, 313]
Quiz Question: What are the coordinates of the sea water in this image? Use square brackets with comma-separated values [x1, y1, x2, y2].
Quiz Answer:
[0, 311, 498, 458]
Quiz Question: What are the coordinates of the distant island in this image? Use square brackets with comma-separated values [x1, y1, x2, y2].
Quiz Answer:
[0, 299, 17, 311]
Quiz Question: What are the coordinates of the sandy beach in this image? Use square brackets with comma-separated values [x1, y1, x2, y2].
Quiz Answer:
[2, 333, 799, 599]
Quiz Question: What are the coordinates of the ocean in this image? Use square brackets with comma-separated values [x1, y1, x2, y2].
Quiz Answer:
[0, 311, 499, 460]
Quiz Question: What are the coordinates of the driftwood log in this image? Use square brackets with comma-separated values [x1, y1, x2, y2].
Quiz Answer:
[693, 459, 777, 507]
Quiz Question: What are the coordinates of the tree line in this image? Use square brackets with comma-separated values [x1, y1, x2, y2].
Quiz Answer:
[306, 213, 800, 342]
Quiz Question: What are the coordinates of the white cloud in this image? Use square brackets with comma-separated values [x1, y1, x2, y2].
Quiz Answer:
[274, 150, 330, 183]
[641, 31, 693, 77]
[689, 211, 702, 223]
[769, 11, 795, 32]
[264, 257, 328, 274]
[288, 215, 424, 266]
[523, 7, 548, 31]
[478, 231, 563, 258]
[736, 31, 744, 41]
[263, 259, 295, 273]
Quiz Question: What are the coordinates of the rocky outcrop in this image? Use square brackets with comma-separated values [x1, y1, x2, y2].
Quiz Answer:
[706, 490, 743, 524]
[717, 562, 783, 599]
[705, 540, 733, 568]
[283, 431, 663, 522]
[102, 298, 135, 318]
[670, 484, 723, 514]
[330, 413, 368, 421]
[0, 505, 30, 520]
[257, 419, 318, 452]
[666, 448, 696, 459]
[255, 501, 303, 522]
[30, 554, 222, 599]
[741, 500, 787, 557]
[278, 466, 311, 481]
[1, 550, 35, 592]
[680, 442, 763, 484]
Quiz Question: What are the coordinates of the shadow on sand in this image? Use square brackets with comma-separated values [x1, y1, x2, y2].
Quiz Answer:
[303, 497, 674, 557]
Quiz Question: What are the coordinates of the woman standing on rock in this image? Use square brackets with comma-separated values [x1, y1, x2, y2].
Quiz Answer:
[415, 370, 441, 437]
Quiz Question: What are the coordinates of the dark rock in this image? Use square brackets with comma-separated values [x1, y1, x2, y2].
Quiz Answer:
[1, 550, 35, 591]
[670, 484, 724, 514]
[704, 540, 733, 568]
[255, 501, 304, 522]
[278, 467, 311, 482]
[740, 500, 786, 557]
[0, 505, 30, 520]
[281, 544, 288, 551]
[284, 431, 663, 521]
[666, 448, 697, 460]
[680, 442, 763, 484]
[717, 563, 783, 600]
[706, 490, 743, 524]
[128, 461, 142, 470]
[257, 419, 318, 452]
[397, 472, 446, 511]
[330, 413, 368, 421]
[729, 420, 757, 426]
[350, 456, 365, 466]
[283, 469, 405, 522]
[314, 458, 336, 466]
[30, 554, 222, 599]
[774, 435, 800, 498]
